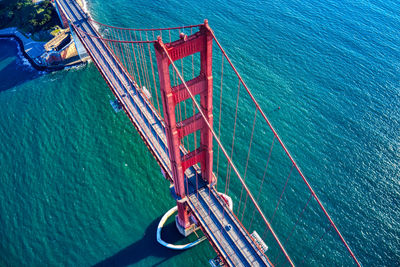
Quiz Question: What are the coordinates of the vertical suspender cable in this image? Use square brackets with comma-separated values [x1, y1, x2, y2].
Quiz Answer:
[130, 31, 142, 88]
[301, 224, 331, 265]
[115, 29, 124, 67]
[159, 43, 295, 266]
[139, 32, 152, 106]
[123, 30, 135, 81]
[282, 194, 312, 247]
[117, 31, 129, 75]
[209, 30, 360, 267]
[140, 32, 153, 106]
[239, 107, 258, 222]
[216, 55, 224, 189]
[237, 107, 257, 214]
[148, 31, 161, 115]
[134, 31, 145, 91]
[249, 136, 275, 230]
[271, 164, 294, 223]
[225, 80, 241, 196]
[134, 31, 146, 91]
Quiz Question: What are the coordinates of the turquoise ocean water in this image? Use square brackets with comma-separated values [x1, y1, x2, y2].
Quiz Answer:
[0, 0, 399, 265]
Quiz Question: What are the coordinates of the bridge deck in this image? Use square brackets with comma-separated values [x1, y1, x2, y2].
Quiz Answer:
[56, 1, 270, 265]
[188, 188, 270, 266]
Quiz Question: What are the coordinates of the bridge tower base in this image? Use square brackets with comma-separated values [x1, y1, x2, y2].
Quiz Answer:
[175, 216, 194, 237]
[175, 200, 194, 237]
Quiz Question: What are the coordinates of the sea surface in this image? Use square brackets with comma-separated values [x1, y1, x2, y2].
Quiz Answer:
[0, 0, 399, 266]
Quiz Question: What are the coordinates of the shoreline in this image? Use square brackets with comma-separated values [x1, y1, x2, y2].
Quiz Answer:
[0, 28, 87, 72]
[0, 0, 91, 72]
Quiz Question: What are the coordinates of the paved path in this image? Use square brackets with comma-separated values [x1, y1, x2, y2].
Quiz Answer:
[0, 28, 45, 59]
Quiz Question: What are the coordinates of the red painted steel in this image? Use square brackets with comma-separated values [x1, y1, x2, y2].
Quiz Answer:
[154, 20, 214, 231]
[161, 34, 295, 267]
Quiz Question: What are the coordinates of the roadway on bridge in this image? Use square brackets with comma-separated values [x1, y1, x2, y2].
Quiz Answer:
[56, 0, 271, 265]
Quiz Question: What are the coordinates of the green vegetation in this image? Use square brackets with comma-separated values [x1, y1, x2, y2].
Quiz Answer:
[50, 25, 61, 36]
[0, 0, 60, 35]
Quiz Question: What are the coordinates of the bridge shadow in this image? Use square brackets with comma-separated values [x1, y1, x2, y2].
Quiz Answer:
[93, 216, 187, 267]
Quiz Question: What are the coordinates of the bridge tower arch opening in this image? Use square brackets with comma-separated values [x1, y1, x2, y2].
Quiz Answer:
[154, 20, 214, 236]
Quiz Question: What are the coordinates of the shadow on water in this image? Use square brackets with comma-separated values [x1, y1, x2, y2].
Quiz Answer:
[0, 49, 11, 62]
[0, 39, 40, 92]
[93, 216, 187, 267]
[0, 61, 39, 91]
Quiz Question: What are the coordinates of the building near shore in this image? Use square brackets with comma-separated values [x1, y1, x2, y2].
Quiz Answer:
[41, 28, 80, 66]
[53, 0, 89, 60]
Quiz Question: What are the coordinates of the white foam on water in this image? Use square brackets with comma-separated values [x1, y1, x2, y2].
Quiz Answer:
[16, 45, 34, 69]
[92, 22, 101, 34]
[4, 37, 36, 71]
[81, 0, 88, 13]
[64, 62, 87, 71]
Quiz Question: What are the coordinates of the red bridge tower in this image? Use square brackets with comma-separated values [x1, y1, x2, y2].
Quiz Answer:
[154, 20, 214, 236]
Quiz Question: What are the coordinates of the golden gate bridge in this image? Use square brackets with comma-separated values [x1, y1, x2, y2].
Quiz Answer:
[55, 0, 361, 266]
